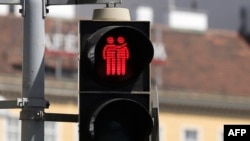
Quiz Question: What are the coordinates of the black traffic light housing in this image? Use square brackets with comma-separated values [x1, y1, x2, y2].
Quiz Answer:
[79, 20, 154, 141]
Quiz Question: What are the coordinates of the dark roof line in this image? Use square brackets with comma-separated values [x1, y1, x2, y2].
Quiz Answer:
[158, 90, 250, 115]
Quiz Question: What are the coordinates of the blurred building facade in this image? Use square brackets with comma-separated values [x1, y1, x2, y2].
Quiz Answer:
[75, 0, 250, 31]
[0, 1, 250, 141]
[2, 0, 250, 31]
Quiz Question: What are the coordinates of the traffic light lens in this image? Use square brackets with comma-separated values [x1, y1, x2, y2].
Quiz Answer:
[103, 36, 129, 76]
[90, 99, 153, 141]
[84, 26, 154, 87]
[94, 120, 131, 141]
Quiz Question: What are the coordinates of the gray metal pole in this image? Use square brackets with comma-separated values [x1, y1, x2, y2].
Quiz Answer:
[21, 0, 45, 140]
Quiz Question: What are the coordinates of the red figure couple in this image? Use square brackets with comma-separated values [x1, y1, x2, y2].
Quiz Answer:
[103, 36, 129, 76]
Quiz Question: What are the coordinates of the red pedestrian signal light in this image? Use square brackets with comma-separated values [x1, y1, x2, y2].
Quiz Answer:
[81, 24, 153, 88]
[102, 36, 129, 76]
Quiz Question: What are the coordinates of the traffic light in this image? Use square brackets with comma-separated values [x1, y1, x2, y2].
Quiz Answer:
[79, 20, 154, 141]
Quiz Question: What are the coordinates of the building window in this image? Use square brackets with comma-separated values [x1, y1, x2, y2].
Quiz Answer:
[0, 5, 9, 16]
[185, 129, 198, 141]
[159, 124, 165, 141]
[181, 127, 201, 141]
[136, 6, 154, 23]
[45, 122, 59, 141]
[74, 123, 79, 141]
[5, 117, 21, 141]
[4, 118, 59, 141]
[218, 128, 223, 141]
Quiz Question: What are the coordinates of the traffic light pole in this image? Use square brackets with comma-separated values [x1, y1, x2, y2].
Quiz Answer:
[20, 0, 45, 141]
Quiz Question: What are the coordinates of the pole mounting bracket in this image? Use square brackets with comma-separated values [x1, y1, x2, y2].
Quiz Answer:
[20, 110, 45, 120]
